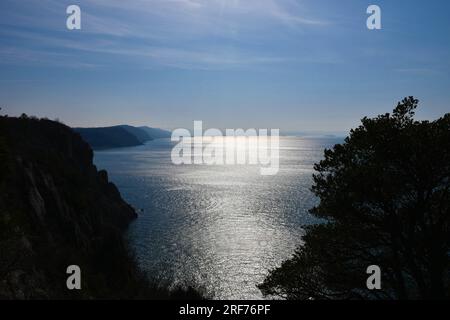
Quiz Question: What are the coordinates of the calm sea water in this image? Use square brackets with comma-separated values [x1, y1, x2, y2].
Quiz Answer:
[94, 136, 342, 299]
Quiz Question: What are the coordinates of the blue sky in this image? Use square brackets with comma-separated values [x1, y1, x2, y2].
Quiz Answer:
[0, 0, 449, 132]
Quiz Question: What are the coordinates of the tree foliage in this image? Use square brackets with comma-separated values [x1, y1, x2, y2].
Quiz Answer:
[259, 97, 450, 299]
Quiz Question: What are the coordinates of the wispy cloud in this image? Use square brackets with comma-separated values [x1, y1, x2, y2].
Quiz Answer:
[0, 0, 331, 70]
[86, 0, 328, 29]
[0, 28, 289, 70]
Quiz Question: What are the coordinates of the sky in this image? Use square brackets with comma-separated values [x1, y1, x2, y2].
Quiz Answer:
[0, 0, 449, 133]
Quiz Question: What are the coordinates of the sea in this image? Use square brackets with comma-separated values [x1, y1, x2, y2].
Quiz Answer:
[94, 136, 343, 299]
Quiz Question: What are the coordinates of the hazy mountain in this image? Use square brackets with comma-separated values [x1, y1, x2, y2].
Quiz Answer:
[138, 126, 171, 139]
[73, 125, 170, 150]
[119, 125, 152, 143]
[73, 126, 142, 150]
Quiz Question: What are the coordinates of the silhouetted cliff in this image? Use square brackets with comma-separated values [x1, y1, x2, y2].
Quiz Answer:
[0, 115, 199, 299]
[73, 126, 144, 150]
[138, 126, 171, 139]
[73, 125, 171, 150]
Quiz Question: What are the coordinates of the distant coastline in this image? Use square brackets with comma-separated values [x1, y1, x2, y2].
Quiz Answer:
[73, 125, 171, 150]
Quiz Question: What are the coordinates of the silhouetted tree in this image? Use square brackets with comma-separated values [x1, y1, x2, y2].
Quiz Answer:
[259, 97, 450, 300]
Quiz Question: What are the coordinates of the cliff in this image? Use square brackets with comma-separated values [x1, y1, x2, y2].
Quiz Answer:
[73, 126, 145, 150]
[73, 125, 171, 150]
[138, 126, 171, 139]
[0, 115, 179, 299]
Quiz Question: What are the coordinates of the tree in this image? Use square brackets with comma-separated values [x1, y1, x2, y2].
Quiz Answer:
[259, 97, 450, 299]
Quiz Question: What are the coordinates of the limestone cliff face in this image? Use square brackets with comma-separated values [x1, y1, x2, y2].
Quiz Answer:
[0, 116, 142, 299]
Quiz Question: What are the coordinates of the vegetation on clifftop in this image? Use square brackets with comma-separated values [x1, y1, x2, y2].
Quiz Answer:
[259, 97, 450, 300]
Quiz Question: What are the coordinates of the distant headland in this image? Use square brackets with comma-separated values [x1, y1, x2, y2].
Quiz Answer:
[73, 125, 171, 150]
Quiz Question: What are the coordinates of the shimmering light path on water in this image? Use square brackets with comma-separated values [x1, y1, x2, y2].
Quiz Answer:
[94, 136, 341, 299]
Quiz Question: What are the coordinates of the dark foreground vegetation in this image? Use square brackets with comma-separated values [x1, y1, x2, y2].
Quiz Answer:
[0, 114, 200, 299]
[259, 97, 450, 300]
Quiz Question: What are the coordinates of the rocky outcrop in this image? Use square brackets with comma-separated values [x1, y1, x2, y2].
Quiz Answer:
[0, 116, 142, 299]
